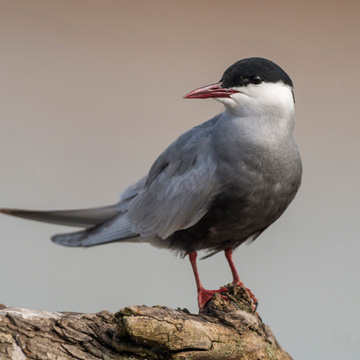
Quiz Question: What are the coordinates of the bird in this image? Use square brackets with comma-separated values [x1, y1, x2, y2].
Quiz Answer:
[1, 57, 302, 311]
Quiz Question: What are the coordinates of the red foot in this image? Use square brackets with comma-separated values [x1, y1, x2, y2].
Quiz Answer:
[198, 287, 228, 311]
[232, 281, 258, 312]
[233, 281, 258, 304]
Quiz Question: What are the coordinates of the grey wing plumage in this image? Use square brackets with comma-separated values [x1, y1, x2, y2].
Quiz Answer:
[127, 117, 220, 241]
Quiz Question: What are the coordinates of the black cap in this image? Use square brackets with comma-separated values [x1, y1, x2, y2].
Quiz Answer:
[221, 57, 293, 88]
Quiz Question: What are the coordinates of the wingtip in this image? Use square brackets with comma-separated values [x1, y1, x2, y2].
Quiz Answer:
[0, 208, 16, 215]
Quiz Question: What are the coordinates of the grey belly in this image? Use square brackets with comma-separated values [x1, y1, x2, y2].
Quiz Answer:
[168, 180, 299, 255]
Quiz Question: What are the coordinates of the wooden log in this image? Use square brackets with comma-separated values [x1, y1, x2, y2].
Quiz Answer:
[0, 285, 293, 359]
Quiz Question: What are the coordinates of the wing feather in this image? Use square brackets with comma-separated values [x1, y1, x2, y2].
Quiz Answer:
[128, 116, 220, 240]
[0, 205, 119, 228]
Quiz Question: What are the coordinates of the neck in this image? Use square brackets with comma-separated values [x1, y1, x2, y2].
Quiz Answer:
[224, 102, 294, 129]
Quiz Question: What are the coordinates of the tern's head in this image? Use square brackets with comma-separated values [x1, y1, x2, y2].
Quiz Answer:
[184, 57, 294, 117]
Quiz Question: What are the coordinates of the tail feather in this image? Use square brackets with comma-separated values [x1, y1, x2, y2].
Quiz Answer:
[52, 213, 139, 247]
[0, 204, 120, 228]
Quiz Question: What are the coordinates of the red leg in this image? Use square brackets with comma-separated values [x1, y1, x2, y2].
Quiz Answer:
[189, 252, 202, 290]
[224, 248, 258, 305]
[225, 248, 243, 285]
[189, 252, 227, 311]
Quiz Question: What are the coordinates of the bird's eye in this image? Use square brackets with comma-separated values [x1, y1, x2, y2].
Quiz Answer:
[250, 76, 263, 85]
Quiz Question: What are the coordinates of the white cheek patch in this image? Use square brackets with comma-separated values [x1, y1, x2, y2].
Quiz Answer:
[235, 83, 293, 110]
[213, 82, 294, 117]
[245, 82, 294, 106]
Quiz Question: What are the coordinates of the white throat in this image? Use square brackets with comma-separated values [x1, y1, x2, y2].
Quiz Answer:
[217, 82, 294, 120]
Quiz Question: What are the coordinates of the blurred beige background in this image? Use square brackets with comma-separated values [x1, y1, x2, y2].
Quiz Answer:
[1, 1, 359, 359]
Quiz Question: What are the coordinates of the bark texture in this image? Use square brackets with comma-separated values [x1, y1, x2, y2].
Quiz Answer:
[0, 285, 293, 360]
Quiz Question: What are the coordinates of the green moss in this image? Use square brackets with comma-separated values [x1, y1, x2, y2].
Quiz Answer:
[265, 343, 276, 360]
[212, 338, 243, 358]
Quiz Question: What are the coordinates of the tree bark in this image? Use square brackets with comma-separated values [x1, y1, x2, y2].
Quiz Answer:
[0, 285, 293, 360]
